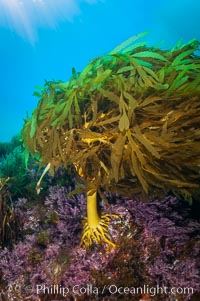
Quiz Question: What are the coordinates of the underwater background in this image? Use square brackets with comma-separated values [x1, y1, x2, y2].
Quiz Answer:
[0, 1, 200, 301]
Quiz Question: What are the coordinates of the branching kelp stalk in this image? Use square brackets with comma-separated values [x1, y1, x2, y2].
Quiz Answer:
[22, 32, 200, 247]
[0, 178, 18, 248]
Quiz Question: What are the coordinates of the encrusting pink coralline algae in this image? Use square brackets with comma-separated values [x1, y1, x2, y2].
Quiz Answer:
[0, 185, 199, 301]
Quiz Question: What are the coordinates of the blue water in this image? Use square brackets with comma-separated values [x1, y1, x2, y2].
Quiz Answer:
[0, 0, 199, 142]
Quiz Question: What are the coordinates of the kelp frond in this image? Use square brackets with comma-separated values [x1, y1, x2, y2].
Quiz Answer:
[22, 33, 200, 200]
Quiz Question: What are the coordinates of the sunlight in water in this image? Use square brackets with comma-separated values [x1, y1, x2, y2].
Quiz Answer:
[0, 0, 100, 43]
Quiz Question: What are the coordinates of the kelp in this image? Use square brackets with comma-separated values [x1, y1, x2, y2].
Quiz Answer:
[22, 33, 200, 200]
[0, 178, 17, 248]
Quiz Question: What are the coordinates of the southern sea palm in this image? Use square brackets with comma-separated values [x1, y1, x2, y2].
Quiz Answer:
[22, 33, 200, 247]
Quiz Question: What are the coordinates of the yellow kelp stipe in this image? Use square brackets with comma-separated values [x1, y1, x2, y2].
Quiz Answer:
[80, 188, 116, 249]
